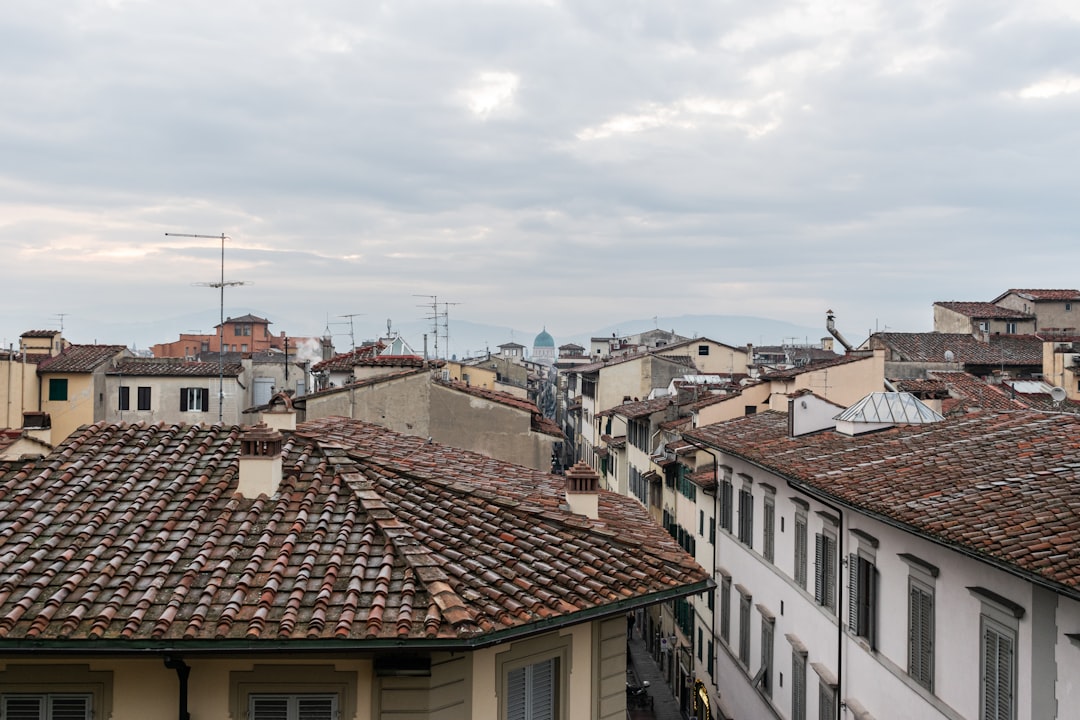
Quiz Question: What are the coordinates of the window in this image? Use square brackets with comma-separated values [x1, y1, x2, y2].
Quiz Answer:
[506, 658, 556, 720]
[250, 694, 336, 720]
[180, 388, 210, 412]
[738, 590, 751, 666]
[791, 650, 807, 720]
[756, 617, 774, 697]
[230, 665, 355, 720]
[848, 553, 878, 648]
[707, 640, 715, 677]
[137, 387, 151, 411]
[981, 617, 1016, 720]
[720, 575, 732, 643]
[235, 323, 252, 336]
[909, 578, 934, 690]
[697, 344, 710, 356]
[48, 379, 68, 402]
[699, 510, 704, 536]
[794, 512, 808, 590]
[118, 386, 130, 411]
[719, 471, 733, 532]
[1005, 322, 1016, 334]
[241, 344, 248, 352]
[763, 496, 775, 563]
[814, 532, 837, 612]
[737, 488, 753, 547]
[0, 666, 111, 720]
[1, 694, 91, 720]
[819, 680, 837, 720]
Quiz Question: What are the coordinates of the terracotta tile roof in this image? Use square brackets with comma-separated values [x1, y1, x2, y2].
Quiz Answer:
[566, 352, 696, 376]
[298, 369, 428, 402]
[356, 355, 426, 368]
[221, 313, 271, 324]
[19, 330, 61, 338]
[926, 371, 1027, 412]
[993, 289, 1080, 302]
[107, 359, 244, 377]
[599, 397, 673, 419]
[437, 380, 564, 439]
[871, 333, 1043, 364]
[606, 435, 626, 449]
[311, 343, 387, 372]
[687, 410, 1080, 594]
[36, 345, 127, 374]
[0, 417, 708, 646]
[690, 466, 717, 491]
[934, 302, 1033, 319]
[758, 353, 868, 380]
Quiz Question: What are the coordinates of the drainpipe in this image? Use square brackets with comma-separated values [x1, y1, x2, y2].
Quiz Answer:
[163, 656, 191, 720]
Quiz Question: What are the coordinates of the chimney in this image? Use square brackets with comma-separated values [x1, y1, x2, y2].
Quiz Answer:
[564, 461, 600, 520]
[237, 424, 283, 498]
[260, 393, 297, 432]
[22, 412, 51, 444]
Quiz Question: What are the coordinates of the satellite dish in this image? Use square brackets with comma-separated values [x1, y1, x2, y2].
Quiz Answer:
[1050, 386, 1067, 403]
[943, 350, 955, 363]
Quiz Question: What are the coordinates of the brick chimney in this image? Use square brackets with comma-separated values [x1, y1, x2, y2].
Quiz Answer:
[564, 461, 600, 520]
[237, 424, 283, 498]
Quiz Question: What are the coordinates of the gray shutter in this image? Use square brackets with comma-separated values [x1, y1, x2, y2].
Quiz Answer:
[296, 695, 335, 720]
[507, 667, 527, 720]
[819, 682, 836, 720]
[531, 657, 555, 720]
[251, 696, 289, 720]
[791, 652, 806, 720]
[869, 564, 879, 649]
[909, 582, 934, 689]
[795, 517, 807, 588]
[848, 553, 860, 633]
[51, 696, 92, 720]
[983, 623, 1014, 720]
[824, 537, 835, 610]
[3, 696, 44, 720]
[814, 534, 825, 604]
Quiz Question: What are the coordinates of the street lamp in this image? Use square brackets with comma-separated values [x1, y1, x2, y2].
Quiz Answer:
[165, 232, 248, 423]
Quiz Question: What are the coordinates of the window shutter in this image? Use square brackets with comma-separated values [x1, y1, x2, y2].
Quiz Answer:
[819, 683, 836, 720]
[180, 389, 189, 412]
[200, 388, 210, 411]
[296, 695, 335, 720]
[3, 696, 44, 720]
[910, 582, 933, 689]
[848, 553, 860, 633]
[50, 696, 92, 720]
[814, 534, 825, 604]
[251, 695, 290, 720]
[764, 502, 774, 561]
[795, 517, 807, 588]
[791, 653, 806, 720]
[869, 565, 880, 650]
[824, 537, 835, 610]
[983, 623, 1014, 720]
[530, 657, 555, 720]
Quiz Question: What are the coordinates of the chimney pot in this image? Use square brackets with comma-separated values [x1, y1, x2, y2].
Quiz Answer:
[564, 461, 600, 519]
[237, 423, 284, 498]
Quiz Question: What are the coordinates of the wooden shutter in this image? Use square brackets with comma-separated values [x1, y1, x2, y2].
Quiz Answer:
[791, 652, 806, 720]
[819, 682, 836, 720]
[179, 389, 189, 412]
[199, 388, 210, 412]
[909, 582, 934, 690]
[982, 622, 1014, 720]
[814, 534, 825, 604]
[795, 517, 807, 588]
[848, 553, 860, 633]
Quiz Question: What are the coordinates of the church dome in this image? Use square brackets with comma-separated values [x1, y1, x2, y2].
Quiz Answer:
[533, 328, 555, 348]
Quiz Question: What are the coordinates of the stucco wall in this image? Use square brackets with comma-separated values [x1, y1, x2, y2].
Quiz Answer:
[305, 372, 432, 438]
[103, 374, 246, 425]
[0, 357, 39, 429]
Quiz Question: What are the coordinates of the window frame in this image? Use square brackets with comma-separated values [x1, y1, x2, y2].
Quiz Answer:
[794, 505, 808, 590]
[814, 529, 837, 613]
[791, 646, 807, 720]
[848, 551, 879, 648]
[118, 386, 130, 411]
[137, 386, 152, 411]
[249, 693, 337, 720]
[737, 484, 754, 548]
[48, 378, 68, 402]
[763, 494, 775, 563]
[908, 575, 935, 691]
[496, 633, 570, 720]
[180, 387, 210, 413]
[720, 573, 732, 643]
[229, 665, 356, 720]
[0, 665, 111, 720]
[738, 588, 752, 667]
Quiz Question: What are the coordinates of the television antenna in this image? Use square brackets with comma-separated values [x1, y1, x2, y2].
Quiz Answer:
[415, 295, 459, 360]
[166, 231, 249, 422]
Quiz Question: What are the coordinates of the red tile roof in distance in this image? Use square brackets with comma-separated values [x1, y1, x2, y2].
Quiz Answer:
[994, 289, 1080, 302]
[36, 345, 127, 373]
[107, 359, 244, 377]
[0, 417, 707, 647]
[934, 302, 1033, 319]
[687, 409, 1080, 595]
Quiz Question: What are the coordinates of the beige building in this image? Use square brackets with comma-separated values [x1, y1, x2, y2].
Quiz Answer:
[0, 349, 41, 430]
[932, 301, 1035, 336]
[298, 370, 563, 471]
[104, 358, 247, 424]
[992, 288, 1080, 331]
[36, 344, 131, 444]
[0, 417, 709, 720]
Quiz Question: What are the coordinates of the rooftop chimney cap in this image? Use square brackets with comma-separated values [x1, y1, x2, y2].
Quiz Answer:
[564, 461, 600, 494]
[240, 423, 283, 457]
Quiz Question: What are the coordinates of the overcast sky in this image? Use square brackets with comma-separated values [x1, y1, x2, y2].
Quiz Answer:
[3, 0, 1079, 353]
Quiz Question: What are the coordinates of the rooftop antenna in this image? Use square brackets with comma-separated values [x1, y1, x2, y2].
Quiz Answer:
[167, 231, 249, 423]
[338, 313, 364, 418]
[415, 296, 458, 360]
[55, 313, 67, 334]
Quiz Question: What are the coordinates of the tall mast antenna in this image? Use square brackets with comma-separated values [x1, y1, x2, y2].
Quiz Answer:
[167, 232, 249, 423]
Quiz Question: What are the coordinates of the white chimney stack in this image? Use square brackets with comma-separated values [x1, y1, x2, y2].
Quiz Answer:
[237, 424, 284, 498]
[564, 462, 600, 520]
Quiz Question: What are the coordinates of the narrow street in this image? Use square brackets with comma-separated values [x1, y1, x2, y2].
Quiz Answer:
[626, 627, 687, 720]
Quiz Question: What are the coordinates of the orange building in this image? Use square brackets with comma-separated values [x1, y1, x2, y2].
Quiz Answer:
[152, 314, 285, 358]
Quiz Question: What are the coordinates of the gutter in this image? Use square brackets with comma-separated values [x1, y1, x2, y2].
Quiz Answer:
[0, 581, 714, 658]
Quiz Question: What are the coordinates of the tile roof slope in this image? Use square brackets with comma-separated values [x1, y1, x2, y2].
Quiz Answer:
[758, 353, 868, 380]
[311, 343, 386, 373]
[994, 289, 1080, 302]
[934, 302, 1033, 319]
[599, 396, 673, 419]
[36, 345, 127, 373]
[437, 379, 563, 438]
[107, 359, 245, 377]
[873, 333, 1043, 364]
[0, 417, 706, 645]
[686, 410, 1080, 594]
[20, 330, 61, 338]
[926, 371, 1027, 412]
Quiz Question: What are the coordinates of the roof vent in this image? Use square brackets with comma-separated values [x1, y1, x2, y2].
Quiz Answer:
[564, 461, 600, 520]
[237, 424, 283, 498]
